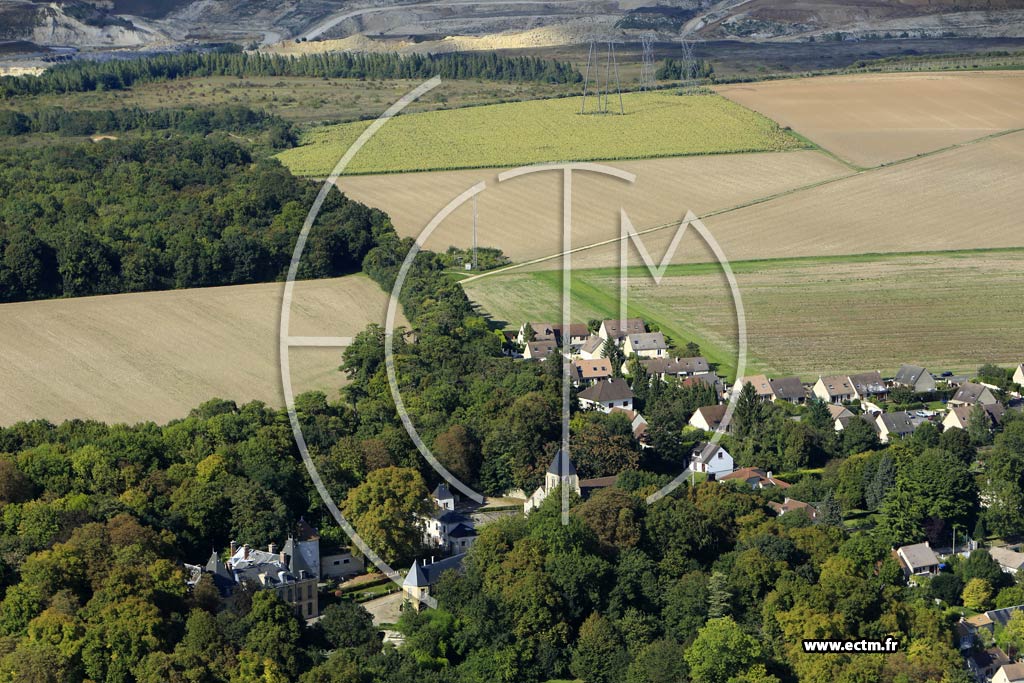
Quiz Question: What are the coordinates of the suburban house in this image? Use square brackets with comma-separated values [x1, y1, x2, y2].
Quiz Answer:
[517, 322, 588, 348]
[689, 404, 729, 433]
[598, 318, 646, 344]
[769, 376, 807, 404]
[523, 339, 557, 360]
[949, 382, 999, 407]
[943, 403, 1006, 431]
[578, 335, 605, 360]
[578, 378, 635, 413]
[993, 663, 1024, 683]
[1014, 364, 1024, 387]
[893, 364, 936, 393]
[849, 371, 888, 401]
[623, 332, 668, 359]
[719, 467, 791, 490]
[432, 483, 456, 510]
[524, 450, 581, 514]
[768, 498, 817, 520]
[813, 376, 856, 404]
[895, 541, 940, 577]
[636, 356, 711, 380]
[403, 553, 466, 608]
[690, 442, 734, 477]
[610, 407, 651, 448]
[682, 373, 726, 398]
[739, 374, 775, 401]
[422, 508, 478, 555]
[875, 411, 927, 443]
[573, 359, 613, 386]
[989, 547, 1024, 574]
[828, 404, 855, 431]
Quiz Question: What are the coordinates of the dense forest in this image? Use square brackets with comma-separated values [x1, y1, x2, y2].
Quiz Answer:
[0, 50, 582, 98]
[0, 135, 389, 302]
[0, 104, 297, 145]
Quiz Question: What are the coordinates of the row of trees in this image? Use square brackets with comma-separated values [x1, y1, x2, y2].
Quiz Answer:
[0, 50, 582, 98]
[0, 135, 388, 302]
[0, 104, 297, 147]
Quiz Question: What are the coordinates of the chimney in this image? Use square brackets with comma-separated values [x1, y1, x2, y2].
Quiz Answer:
[268, 542, 277, 555]
[280, 550, 287, 564]
[243, 544, 250, 560]
[229, 540, 237, 555]
[767, 471, 773, 480]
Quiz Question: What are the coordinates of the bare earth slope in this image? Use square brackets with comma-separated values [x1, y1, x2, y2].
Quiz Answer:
[0, 275, 403, 425]
[716, 71, 1024, 167]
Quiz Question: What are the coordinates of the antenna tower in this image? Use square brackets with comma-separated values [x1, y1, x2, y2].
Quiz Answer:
[640, 33, 655, 90]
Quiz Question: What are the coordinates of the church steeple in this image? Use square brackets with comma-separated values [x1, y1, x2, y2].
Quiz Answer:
[545, 449, 580, 495]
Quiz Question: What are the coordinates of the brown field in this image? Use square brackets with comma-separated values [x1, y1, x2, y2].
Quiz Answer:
[463, 251, 1024, 379]
[716, 71, 1024, 167]
[522, 128, 1024, 271]
[336, 150, 851, 263]
[0, 275, 404, 426]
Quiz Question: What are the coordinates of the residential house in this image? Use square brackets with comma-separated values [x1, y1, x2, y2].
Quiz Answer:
[525, 450, 581, 514]
[893, 364, 936, 393]
[573, 359, 613, 386]
[828, 404, 855, 431]
[1014, 364, 1024, 387]
[689, 404, 729, 433]
[895, 542, 940, 577]
[739, 374, 775, 401]
[813, 376, 856, 404]
[690, 442, 734, 478]
[718, 467, 791, 490]
[993, 663, 1024, 683]
[598, 318, 646, 344]
[875, 411, 927, 443]
[989, 547, 1024, 574]
[849, 371, 888, 401]
[768, 498, 817, 520]
[681, 373, 726, 399]
[578, 378, 635, 413]
[636, 356, 710, 381]
[966, 646, 1011, 681]
[422, 508, 478, 555]
[432, 483, 455, 511]
[943, 403, 1006, 431]
[320, 548, 364, 581]
[949, 382, 999, 407]
[610, 407, 651, 448]
[403, 553, 466, 608]
[517, 322, 588, 348]
[292, 518, 363, 582]
[623, 332, 668, 359]
[577, 335, 605, 360]
[523, 339, 558, 360]
[769, 376, 807, 404]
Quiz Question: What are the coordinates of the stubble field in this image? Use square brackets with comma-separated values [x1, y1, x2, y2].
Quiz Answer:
[716, 71, 1024, 167]
[0, 274, 405, 425]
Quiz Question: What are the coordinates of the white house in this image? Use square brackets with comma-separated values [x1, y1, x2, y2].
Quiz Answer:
[944, 403, 1006, 431]
[578, 378, 634, 413]
[690, 442, 734, 477]
[896, 541, 940, 577]
[738, 374, 775, 401]
[598, 318, 645, 344]
[573, 359, 614, 386]
[623, 332, 668, 359]
[893, 364, 936, 393]
[993, 662, 1024, 683]
[848, 371, 887, 401]
[1014, 364, 1024, 388]
[403, 554, 466, 609]
[525, 450, 581, 514]
[875, 411, 928, 443]
[577, 335, 605, 360]
[812, 376, 856, 404]
[989, 547, 1024, 575]
[432, 483, 455, 510]
[523, 339, 557, 360]
[689, 404, 728, 432]
[828, 404, 855, 431]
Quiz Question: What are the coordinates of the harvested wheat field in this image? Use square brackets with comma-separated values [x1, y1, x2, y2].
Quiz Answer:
[716, 71, 1024, 167]
[0, 275, 404, 426]
[526, 128, 1024, 271]
[337, 150, 851, 263]
[463, 250, 1024, 379]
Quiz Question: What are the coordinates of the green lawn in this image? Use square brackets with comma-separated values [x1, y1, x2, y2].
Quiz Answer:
[276, 91, 806, 176]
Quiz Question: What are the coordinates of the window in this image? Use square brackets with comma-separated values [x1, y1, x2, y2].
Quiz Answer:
[287, 588, 293, 602]
[307, 584, 313, 599]
[333, 560, 340, 566]
[343, 558, 349, 564]
[307, 602, 313, 616]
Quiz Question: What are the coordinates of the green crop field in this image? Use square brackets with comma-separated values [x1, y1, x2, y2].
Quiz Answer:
[275, 91, 807, 176]
[461, 249, 1024, 381]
